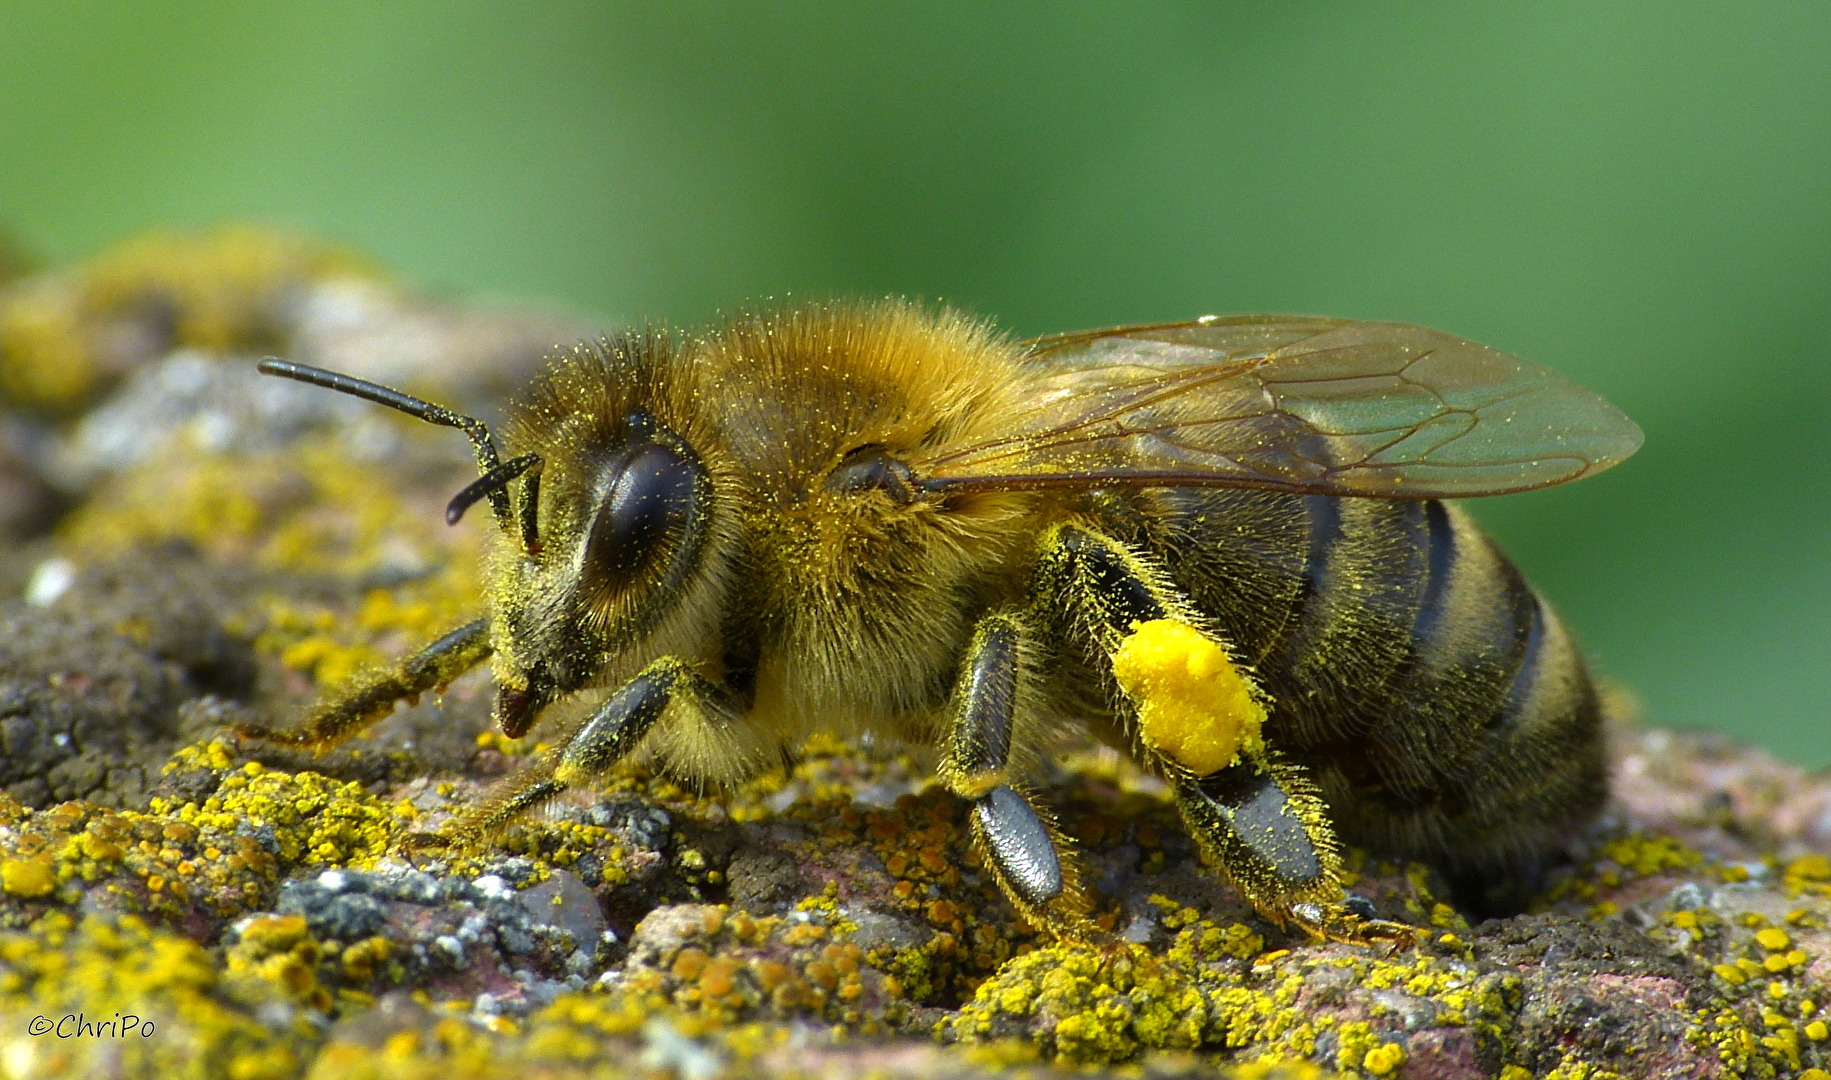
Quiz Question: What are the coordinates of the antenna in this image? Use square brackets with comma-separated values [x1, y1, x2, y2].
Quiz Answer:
[446, 453, 545, 556]
[258, 358, 534, 546]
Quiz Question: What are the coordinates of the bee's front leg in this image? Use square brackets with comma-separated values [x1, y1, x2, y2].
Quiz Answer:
[938, 612, 1096, 939]
[407, 656, 719, 851]
[234, 618, 494, 750]
[1035, 524, 1401, 943]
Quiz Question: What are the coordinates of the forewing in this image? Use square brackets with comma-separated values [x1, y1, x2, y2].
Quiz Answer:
[914, 316, 1642, 498]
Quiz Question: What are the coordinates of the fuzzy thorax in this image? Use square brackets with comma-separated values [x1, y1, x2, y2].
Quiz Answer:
[1110, 619, 1265, 776]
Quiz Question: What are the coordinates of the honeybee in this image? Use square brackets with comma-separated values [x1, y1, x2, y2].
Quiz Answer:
[240, 302, 1640, 940]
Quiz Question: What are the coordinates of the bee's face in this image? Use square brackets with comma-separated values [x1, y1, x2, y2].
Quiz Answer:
[489, 409, 713, 737]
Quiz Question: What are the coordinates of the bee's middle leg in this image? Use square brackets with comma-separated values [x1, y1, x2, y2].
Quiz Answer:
[410, 656, 717, 850]
[938, 612, 1094, 938]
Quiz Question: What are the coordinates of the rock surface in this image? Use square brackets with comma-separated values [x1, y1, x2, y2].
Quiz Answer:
[0, 228, 1825, 1080]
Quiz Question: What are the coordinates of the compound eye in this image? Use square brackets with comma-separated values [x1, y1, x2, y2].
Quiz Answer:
[586, 441, 704, 591]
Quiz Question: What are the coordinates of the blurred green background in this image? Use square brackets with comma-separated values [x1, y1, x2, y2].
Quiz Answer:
[2, 2, 1827, 763]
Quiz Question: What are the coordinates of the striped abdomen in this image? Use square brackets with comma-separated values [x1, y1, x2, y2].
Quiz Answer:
[1091, 488, 1607, 910]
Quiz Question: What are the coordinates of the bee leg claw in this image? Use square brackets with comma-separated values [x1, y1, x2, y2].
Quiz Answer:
[393, 830, 463, 867]
[1286, 901, 1427, 946]
[227, 721, 285, 745]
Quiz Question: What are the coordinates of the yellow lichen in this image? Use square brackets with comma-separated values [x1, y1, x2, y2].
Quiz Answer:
[64, 438, 478, 583]
[1111, 619, 1266, 775]
[1755, 927, 1791, 951]
[0, 912, 311, 1079]
[152, 744, 418, 870]
[1361, 1041, 1404, 1075]
[950, 942, 1207, 1062]
[950, 907, 1518, 1068]
[1544, 829, 1709, 906]
[0, 859, 57, 899]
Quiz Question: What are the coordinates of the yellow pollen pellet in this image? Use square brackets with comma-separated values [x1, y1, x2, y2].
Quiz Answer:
[1110, 619, 1265, 776]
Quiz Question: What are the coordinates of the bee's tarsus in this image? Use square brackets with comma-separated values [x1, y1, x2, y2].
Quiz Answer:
[1286, 902, 1426, 947]
[227, 721, 283, 745]
[396, 830, 462, 861]
[461, 776, 569, 841]
[971, 785, 1064, 908]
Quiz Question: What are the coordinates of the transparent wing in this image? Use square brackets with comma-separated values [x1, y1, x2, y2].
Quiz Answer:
[913, 316, 1642, 498]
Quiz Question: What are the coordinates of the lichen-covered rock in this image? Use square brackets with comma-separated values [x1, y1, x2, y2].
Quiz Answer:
[0, 225, 578, 423]
[0, 226, 1826, 1080]
[0, 226, 372, 418]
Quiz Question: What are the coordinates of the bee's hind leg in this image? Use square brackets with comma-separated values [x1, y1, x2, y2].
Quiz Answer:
[405, 656, 718, 851]
[234, 617, 494, 750]
[1035, 523, 1411, 944]
[938, 612, 1096, 940]
[1171, 756, 1412, 943]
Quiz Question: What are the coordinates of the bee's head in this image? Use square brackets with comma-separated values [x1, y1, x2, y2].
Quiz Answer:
[488, 410, 714, 735]
[484, 334, 723, 737]
[256, 338, 722, 740]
